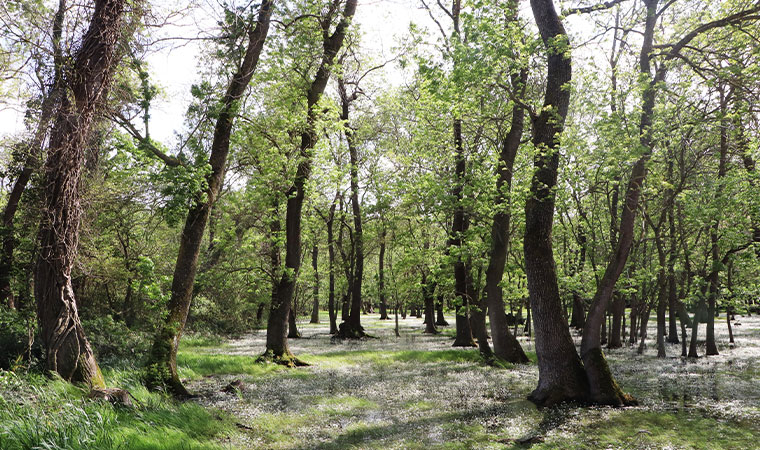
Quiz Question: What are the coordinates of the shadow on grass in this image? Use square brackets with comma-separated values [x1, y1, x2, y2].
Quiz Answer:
[287, 400, 541, 450]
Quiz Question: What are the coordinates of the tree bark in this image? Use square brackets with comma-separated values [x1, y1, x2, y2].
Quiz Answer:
[579, 0, 662, 407]
[523, 0, 589, 407]
[35, 0, 127, 388]
[378, 228, 389, 320]
[435, 294, 449, 326]
[327, 196, 338, 334]
[422, 274, 438, 334]
[337, 77, 365, 338]
[484, 60, 528, 363]
[265, 0, 357, 359]
[450, 118, 476, 348]
[705, 90, 730, 356]
[608, 295, 624, 349]
[288, 307, 301, 338]
[310, 244, 320, 324]
[1, 0, 67, 309]
[147, 1, 274, 394]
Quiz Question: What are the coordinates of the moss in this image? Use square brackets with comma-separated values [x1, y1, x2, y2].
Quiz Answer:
[582, 347, 637, 407]
[256, 349, 309, 367]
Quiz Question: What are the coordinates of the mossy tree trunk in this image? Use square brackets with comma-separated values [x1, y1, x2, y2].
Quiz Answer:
[147, 1, 274, 395]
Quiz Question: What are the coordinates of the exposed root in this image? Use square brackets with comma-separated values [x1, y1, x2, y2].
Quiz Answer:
[452, 338, 477, 348]
[256, 350, 310, 367]
[334, 322, 375, 339]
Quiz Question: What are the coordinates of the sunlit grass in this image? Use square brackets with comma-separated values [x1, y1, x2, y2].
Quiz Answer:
[0, 370, 235, 450]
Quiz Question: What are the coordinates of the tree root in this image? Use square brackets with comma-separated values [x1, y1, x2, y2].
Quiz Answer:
[256, 350, 310, 367]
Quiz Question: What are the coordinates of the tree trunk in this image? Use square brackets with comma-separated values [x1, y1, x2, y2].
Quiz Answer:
[579, 0, 661, 407]
[264, 0, 356, 360]
[1, 0, 67, 309]
[450, 119, 476, 348]
[608, 295, 624, 349]
[423, 275, 438, 334]
[523, 0, 589, 407]
[148, 1, 273, 394]
[570, 231, 588, 329]
[688, 293, 706, 358]
[484, 63, 528, 363]
[637, 305, 651, 355]
[435, 294, 449, 326]
[35, 0, 127, 388]
[288, 308, 301, 339]
[337, 78, 365, 338]
[378, 228, 389, 320]
[327, 198, 338, 334]
[705, 90, 730, 357]
[656, 278, 668, 357]
[310, 244, 319, 324]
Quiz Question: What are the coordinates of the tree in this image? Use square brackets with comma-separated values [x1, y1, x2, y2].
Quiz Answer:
[146, 0, 274, 396]
[34, 0, 129, 387]
[523, 0, 590, 407]
[262, 0, 357, 363]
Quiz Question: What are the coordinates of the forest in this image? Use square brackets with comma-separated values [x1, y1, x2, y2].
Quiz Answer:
[1, 0, 760, 448]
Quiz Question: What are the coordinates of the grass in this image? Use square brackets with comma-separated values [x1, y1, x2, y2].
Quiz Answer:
[0, 370, 237, 450]
[3, 313, 759, 449]
[535, 409, 760, 450]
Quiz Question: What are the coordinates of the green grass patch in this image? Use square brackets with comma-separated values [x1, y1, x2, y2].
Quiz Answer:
[177, 351, 303, 379]
[180, 334, 228, 348]
[0, 370, 235, 450]
[302, 349, 484, 368]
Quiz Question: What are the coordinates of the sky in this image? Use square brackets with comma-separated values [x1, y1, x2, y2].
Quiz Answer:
[0, 0, 431, 142]
[0, 1, 606, 142]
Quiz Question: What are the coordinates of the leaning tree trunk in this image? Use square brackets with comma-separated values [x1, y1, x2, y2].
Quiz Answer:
[35, 0, 127, 388]
[579, 0, 663, 407]
[523, 0, 589, 407]
[1, 0, 67, 309]
[483, 71, 528, 363]
[147, 1, 273, 395]
[264, 0, 357, 361]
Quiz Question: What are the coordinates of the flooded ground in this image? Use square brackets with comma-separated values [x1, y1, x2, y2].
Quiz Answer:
[185, 312, 760, 449]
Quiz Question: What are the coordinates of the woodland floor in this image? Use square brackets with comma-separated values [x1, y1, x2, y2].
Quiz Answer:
[181, 312, 760, 449]
[2, 312, 760, 449]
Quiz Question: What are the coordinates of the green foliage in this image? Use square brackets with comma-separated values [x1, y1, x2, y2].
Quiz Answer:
[0, 308, 36, 371]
